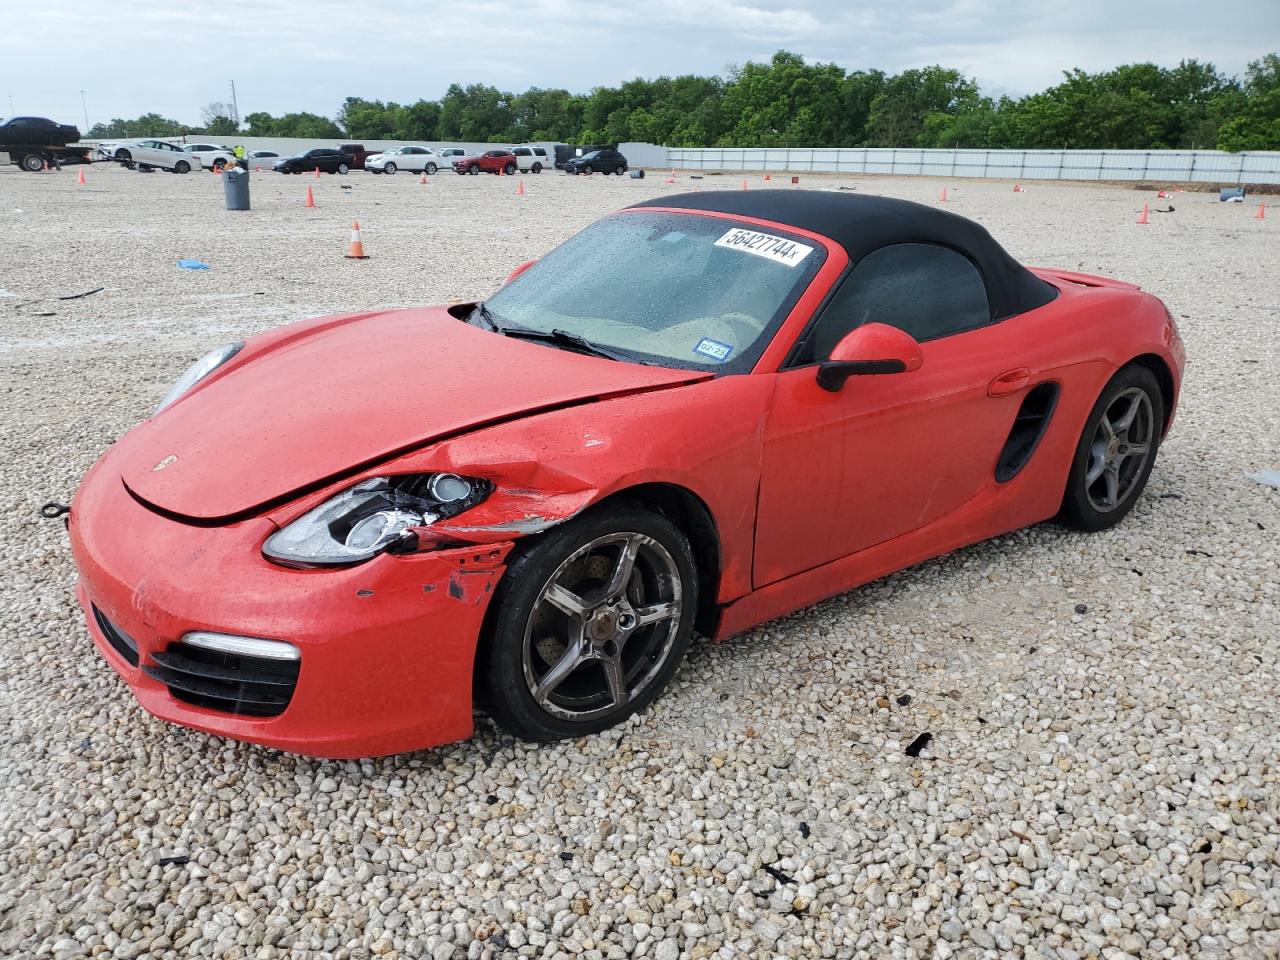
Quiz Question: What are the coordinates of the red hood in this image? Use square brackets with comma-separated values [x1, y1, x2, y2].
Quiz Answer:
[119, 307, 708, 522]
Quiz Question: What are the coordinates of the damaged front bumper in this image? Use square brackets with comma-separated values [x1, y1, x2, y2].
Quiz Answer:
[69, 455, 513, 759]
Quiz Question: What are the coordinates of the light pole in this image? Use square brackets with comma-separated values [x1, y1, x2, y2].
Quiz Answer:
[80, 90, 90, 134]
[229, 80, 240, 128]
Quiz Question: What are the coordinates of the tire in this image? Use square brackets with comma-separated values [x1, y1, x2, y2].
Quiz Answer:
[212, 158, 226, 170]
[425, 163, 437, 175]
[115, 149, 132, 169]
[504, 163, 517, 176]
[582, 164, 594, 175]
[531, 163, 542, 173]
[1059, 364, 1164, 533]
[468, 166, 479, 175]
[384, 162, 396, 175]
[19, 154, 44, 172]
[174, 160, 190, 174]
[616, 165, 627, 175]
[338, 164, 349, 175]
[476, 504, 698, 742]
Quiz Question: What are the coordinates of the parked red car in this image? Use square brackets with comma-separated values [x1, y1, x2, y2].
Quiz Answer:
[66, 191, 1184, 758]
[453, 149, 518, 175]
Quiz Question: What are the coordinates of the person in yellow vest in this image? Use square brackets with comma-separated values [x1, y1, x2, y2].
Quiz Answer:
[234, 144, 246, 162]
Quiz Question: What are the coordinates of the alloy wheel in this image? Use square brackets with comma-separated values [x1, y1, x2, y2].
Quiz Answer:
[1085, 387, 1154, 512]
[522, 532, 682, 721]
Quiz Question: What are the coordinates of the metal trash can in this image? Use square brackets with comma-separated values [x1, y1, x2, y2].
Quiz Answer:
[629, 169, 645, 179]
[223, 166, 250, 211]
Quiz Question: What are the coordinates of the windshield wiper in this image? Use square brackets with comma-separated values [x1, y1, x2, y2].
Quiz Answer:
[499, 326, 635, 363]
[470, 301, 503, 331]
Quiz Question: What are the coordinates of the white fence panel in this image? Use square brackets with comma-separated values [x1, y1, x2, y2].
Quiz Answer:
[667, 146, 1280, 184]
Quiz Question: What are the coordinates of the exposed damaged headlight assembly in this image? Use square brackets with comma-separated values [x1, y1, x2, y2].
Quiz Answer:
[262, 474, 492, 567]
[153, 341, 244, 414]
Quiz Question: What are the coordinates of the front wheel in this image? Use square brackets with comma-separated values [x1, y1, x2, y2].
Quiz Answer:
[174, 160, 190, 174]
[383, 162, 396, 175]
[1059, 365, 1163, 532]
[212, 158, 226, 170]
[425, 162, 437, 175]
[582, 164, 593, 175]
[468, 166, 479, 175]
[19, 154, 44, 172]
[477, 505, 698, 742]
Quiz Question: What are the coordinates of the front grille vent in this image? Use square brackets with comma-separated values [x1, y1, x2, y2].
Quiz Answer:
[143, 643, 299, 717]
[92, 605, 139, 667]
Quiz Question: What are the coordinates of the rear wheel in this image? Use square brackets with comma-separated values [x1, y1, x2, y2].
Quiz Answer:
[477, 505, 697, 742]
[425, 162, 437, 175]
[338, 163, 349, 175]
[616, 164, 627, 175]
[1060, 365, 1163, 532]
[531, 162, 542, 173]
[174, 160, 190, 174]
[504, 163, 518, 175]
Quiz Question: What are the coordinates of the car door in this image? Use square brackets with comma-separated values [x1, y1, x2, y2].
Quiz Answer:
[752, 242, 1034, 586]
[134, 140, 164, 165]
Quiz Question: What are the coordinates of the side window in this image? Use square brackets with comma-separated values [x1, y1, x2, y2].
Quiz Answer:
[799, 243, 990, 363]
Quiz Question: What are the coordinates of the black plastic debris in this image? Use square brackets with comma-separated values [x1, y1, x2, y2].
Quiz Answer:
[799, 822, 810, 839]
[896, 694, 912, 706]
[57, 287, 104, 300]
[1074, 603, 1089, 614]
[158, 855, 190, 866]
[559, 852, 573, 862]
[1185, 549, 1213, 558]
[762, 865, 796, 885]
[905, 732, 932, 757]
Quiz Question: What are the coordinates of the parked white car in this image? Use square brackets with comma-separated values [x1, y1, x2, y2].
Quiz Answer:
[99, 139, 202, 173]
[365, 145, 446, 175]
[509, 145, 551, 173]
[436, 147, 466, 164]
[182, 142, 237, 170]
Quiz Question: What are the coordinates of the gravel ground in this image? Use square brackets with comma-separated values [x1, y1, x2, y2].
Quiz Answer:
[1, 163, 1278, 960]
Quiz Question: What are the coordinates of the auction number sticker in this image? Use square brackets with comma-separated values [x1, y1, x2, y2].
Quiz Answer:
[714, 228, 814, 267]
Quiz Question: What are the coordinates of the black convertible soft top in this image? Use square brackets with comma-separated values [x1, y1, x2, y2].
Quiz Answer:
[631, 190, 1057, 321]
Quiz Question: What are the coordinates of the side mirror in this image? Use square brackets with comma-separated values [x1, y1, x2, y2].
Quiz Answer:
[816, 323, 923, 392]
[504, 259, 537, 284]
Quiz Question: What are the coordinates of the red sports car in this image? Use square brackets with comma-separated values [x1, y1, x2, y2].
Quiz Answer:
[67, 191, 1185, 758]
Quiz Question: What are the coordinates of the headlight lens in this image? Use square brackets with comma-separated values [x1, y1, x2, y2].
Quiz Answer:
[154, 342, 243, 414]
[263, 474, 492, 567]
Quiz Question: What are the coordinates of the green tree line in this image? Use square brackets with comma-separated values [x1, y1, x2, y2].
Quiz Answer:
[89, 50, 1280, 151]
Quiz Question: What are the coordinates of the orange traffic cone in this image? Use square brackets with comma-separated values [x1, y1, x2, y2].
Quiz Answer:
[77, 167, 86, 185]
[1257, 203, 1267, 220]
[1137, 203, 1149, 225]
[1012, 183, 1023, 192]
[255, 165, 262, 173]
[345, 221, 369, 259]
[42, 160, 49, 172]
[214, 164, 222, 176]
[313, 167, 320, 179]
[763, 174, 771, 182]
[1156, 190, 1171, 199]
[419, 170, 427, 184]
[742, 179, 749, 191]
[938, 187, 948, 202]
[304, 185, 315, 208]
[516, 178, 525, 196]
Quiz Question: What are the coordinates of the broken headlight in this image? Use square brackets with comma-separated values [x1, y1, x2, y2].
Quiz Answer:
[154, 341, 244, 414]
[262, 474, 492, 567]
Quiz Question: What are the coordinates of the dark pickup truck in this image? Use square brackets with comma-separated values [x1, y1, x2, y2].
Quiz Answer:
[1, 116, 89, 172]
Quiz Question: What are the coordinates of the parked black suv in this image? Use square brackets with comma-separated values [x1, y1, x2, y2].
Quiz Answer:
[0, 116, 80, 146]
[563, 148, 628, 175]
[272, 147, 353, 174]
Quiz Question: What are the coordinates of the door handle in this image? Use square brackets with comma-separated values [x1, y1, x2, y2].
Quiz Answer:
[988, 368, 1030, 397]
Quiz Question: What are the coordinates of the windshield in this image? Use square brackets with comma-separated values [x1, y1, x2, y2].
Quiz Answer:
[478, 211, 826, 373]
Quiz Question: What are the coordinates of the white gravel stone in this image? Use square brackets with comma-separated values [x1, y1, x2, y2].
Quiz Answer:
[2, 166, 1279, 960]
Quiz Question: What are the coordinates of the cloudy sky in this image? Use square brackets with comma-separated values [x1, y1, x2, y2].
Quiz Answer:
[3, 0, 1276, 128]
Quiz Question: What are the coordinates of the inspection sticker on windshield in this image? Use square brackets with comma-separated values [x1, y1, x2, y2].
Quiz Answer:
[694, 337, 733, 362]
[714, 228, 813, 267]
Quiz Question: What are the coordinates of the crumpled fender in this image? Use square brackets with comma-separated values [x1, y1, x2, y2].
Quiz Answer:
[361, 373, 772, 603]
